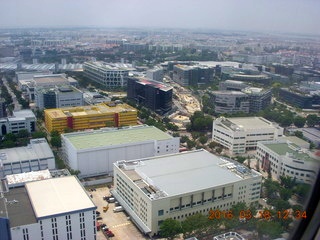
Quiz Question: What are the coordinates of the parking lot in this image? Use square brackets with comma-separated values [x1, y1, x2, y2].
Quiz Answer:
[88, 186, 149, 240]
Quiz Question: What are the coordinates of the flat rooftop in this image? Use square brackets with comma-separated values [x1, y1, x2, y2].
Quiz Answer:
[260, 141, 317, 162]
[222, 117, 276, 131]
[0, 187, 37, 227]
[33, 74, 69, 85]
[137, 78, 172, 92]
[13, 109, 36, 118]
[63, 125, 173, 150]
[118, 150, 260, 198]
[26, 176, 96, 219]
[0, 138, 54, 164]
[45, 102, 136, 119]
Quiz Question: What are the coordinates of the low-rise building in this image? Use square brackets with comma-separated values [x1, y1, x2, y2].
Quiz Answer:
[212, 117, 283, 154]
[61, 125, 180, 178]
[0, 138, 55, 178]
[0, 110, 36, 136]
[0, 176, 96, 240]
[112, 149, 262, 236]
[256, 140, 320, 183]
[35, 85, 83, 110]
[44, 102, 137, 133]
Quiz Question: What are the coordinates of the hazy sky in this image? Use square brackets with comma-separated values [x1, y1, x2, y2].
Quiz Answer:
[0, 0, 319, 35]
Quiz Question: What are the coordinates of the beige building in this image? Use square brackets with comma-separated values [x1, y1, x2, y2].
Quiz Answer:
[112, 149, 262, 236]
[212, 117, 283, 154]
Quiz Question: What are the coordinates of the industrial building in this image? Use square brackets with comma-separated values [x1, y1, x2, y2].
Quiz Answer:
[0, 110, 36, 136]
[173, 64, 214, 86]
[83, 91, 111, 105]
[0, 176, 96, 240]
[0, 138, 55, 178]
[61, 125, 180, 178]
[83, 61, 135, 88]
[212, 117, 283, 154]
[35, 85, 83, 110]
[44, 102, 137, 133]
[256, 140, 320, 183]
[127, 77, 173, 114]
[112, 149, 262, 236]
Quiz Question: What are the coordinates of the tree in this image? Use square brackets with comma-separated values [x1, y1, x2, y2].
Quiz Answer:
[180, 135, 189, 143]
[293, 116, 306, 128]
[17, 129, 29, 138]
[199, 135, 208, 145]
[50, 130, 60, 138]
[159, 218, 182, 240]
[2, 140, 15, 148]
[257, 221, 283, 239]
[279, 188, 292, 201]
[306, 114, 319, 127]
[187, 139, 196, 149]
[51, 136, 61, 149]
[294, 131, 303, 139]
[3, 133, 16, 142]
[32, 131, 47, 139]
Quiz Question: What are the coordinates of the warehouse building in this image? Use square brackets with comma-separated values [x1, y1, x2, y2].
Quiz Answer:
[0, 176, 96, 240]
[256, 140, 320, 183]
[112, 149, 262, 236]
[212, 117, 283, 154]
[44, 102, 137, 133]
[61, 125, 180, 178]
[0, 138, 55, 178]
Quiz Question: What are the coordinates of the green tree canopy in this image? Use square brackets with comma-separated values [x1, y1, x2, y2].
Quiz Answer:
[306, 114, 319, 127]
[257, 221, 283, 239]
[293, 116, 306, 128]
[159, 218, 182, 240]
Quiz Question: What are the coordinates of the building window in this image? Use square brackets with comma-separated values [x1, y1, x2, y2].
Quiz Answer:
[158, 209, 164, 216]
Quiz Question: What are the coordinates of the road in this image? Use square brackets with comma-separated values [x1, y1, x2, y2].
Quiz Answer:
[2, 77, 22, 112]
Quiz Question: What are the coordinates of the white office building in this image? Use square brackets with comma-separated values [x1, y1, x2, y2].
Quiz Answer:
[112, 149, 262, 236]
[0, 176, 97, 240]
[0, 138, 55, 178]
[256, 140, 320, 183]
[0, 110, 36, 136]
[212, 117, 283, 154]
[211, 91, 250, 114]
[61, 125, 180, 178]
[83, 61, 135, 88]
[35, 85, 83, 110]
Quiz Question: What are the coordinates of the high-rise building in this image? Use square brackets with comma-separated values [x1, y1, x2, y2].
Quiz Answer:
[127, 78, 173, 114]
[112, 149, 262, 236]
[83, 61, 135, 89]
[146, 66, 164, 82]
[44, 102, 137, 133]
[242, 87, 272, 113]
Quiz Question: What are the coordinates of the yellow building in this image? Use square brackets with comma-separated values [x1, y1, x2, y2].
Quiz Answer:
[44, 102, 137, 133]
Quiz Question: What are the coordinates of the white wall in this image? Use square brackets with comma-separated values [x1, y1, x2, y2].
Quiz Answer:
[10, 210, 96, 240]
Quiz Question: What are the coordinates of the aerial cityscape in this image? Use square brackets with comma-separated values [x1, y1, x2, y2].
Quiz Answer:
[0, 1, 319, 240]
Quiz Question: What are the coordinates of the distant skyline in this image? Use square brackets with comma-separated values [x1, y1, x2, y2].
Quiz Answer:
[0, 0, 319, 35]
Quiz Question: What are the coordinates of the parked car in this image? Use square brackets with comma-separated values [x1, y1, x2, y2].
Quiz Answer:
[113, 206, 124, 212]
[106, 230, 114, 237]
[107, 197, 115, 203]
